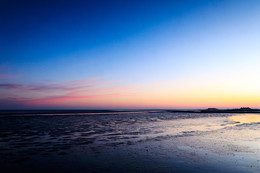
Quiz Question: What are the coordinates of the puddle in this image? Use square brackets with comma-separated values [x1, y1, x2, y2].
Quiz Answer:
[229, 114, 260, 124]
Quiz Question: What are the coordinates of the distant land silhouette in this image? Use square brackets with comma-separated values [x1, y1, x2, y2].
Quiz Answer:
[167, 107, 260, 113]
[0, 107, 260, 116]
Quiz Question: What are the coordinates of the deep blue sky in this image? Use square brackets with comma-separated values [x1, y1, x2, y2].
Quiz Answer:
[1, 0, 260, 108]
[2, 0, 197, 61]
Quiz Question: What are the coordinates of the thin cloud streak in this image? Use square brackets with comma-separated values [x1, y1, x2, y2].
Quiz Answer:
[0, 74, 21, 79]
[67, 85, 142, 96]
[0, 83, 24, 89]
[24, 93, 136, 104]
[0, 78, 139, 108]
[0, 79, 122, 92]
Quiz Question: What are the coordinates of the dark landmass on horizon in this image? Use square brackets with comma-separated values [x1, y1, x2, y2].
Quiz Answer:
[0, 107, 259, 116]
[167, 107, 260, 113]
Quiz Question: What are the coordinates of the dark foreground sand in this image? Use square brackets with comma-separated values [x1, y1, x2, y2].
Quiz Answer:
[0, 112, 260, 173]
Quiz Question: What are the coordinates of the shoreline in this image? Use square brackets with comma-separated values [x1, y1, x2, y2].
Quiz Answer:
[0, 108, 260, 116]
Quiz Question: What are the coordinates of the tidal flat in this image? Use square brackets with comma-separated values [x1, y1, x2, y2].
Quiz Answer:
[0, 112, 260, 173]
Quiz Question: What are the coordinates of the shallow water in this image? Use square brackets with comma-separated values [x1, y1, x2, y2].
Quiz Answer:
[0, 112, 260, 172]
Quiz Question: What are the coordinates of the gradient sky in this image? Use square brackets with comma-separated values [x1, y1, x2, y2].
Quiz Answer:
[1, 0, 260, 109]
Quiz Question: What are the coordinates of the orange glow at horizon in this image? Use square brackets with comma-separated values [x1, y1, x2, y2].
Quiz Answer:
[24, 87, 260, 109]
[1, 77, 260, 109]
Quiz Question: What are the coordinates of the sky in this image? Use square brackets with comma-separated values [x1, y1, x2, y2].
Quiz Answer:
[1, 0, 260, 109]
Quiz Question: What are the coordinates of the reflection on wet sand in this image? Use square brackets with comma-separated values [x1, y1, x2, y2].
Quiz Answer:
[229, 114, 260, 124]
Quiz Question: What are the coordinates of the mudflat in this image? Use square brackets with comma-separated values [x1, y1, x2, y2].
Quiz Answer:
[0, 112, 259, 173]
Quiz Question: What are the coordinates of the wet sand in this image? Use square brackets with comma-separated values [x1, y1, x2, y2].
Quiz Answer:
[0, 112, 260, 173]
